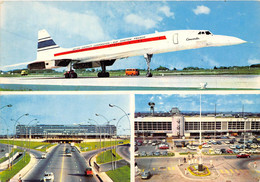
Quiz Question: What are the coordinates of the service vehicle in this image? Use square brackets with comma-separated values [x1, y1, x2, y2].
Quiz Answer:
[21, 70, 28, 76]
[125, 69, 139, 76]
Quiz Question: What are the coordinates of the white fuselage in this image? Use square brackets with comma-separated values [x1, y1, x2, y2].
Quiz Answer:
[38, 30, 246, 69]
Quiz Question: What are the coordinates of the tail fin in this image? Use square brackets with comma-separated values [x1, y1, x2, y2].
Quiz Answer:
[37, 29, 60, 60]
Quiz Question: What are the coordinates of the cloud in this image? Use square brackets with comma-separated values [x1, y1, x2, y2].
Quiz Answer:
[193, 5, 211, 15]
[248, 59, 260, 65]
[158, 6, 175, 19]
[125, 14, 158, 29]
[202, 55, 220, 67]
[242, 99, 254, 105]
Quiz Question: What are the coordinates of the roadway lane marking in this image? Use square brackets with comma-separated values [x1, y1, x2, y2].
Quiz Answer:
[172, 167, 175, 170]
[235, 169, 239, 173]
[225, 169, 229, 174]
[168, 167, 171, 170]
[153, 168, 155, 171]
[60, 145, 66, 182]
[220, 169, 224, 174]
[229, 169, 234, 174]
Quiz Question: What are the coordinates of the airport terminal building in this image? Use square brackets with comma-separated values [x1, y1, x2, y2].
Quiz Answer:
[16, 124, 117, 139]
[135, 108, 260, 138]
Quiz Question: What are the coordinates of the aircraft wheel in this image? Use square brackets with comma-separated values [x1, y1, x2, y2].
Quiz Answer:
[64, 73, 69, 78]
[105, 72, 110, 77]
[146, 72, 153, 77]
[70, 72, 77, 78]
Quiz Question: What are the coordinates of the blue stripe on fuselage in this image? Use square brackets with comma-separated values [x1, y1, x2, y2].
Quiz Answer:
[38, 39, 56, 49]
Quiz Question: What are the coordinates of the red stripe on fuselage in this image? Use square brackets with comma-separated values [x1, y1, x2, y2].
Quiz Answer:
[54, 35, 167, 57]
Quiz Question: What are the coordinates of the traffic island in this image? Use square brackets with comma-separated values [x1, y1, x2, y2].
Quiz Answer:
[187, 164, 211, 176]
[178, 162, 219, 180]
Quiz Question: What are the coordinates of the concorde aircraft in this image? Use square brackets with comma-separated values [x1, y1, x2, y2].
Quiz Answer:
[23, 29, 246, 78]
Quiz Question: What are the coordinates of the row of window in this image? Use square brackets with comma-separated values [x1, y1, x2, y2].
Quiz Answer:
[185, 122, 221, 131]
[135, 122, 172, 131]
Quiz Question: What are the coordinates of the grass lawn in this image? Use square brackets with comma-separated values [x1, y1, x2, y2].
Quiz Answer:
[106, 165, 130, 182]
[0, 152, 30, 182]
[0, 140, 56, 152]
[0, 148, 20, 163]
[96, 149, 122, 164]
[76, 139, 130, 152]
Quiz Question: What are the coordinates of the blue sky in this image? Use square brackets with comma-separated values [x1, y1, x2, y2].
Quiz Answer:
[135, 94, 260, 113]
[0, 1, 259, 71]
[0, 94, 131, 135]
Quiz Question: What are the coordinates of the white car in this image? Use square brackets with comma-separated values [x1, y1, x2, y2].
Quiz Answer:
[43, 172, 54, 182]
[134, 152, 139, 157]
[143, 140, 148, 144]
[230, 145, 236, 149]
[202, 144, 211, 148]
[225, 141, 230, 144]
[41, 153, 47, 159]
[215, 149, 222, 154]
[148, 140, 152, 144]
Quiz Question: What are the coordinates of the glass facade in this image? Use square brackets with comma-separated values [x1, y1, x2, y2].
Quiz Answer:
[16, 124, 116, 137]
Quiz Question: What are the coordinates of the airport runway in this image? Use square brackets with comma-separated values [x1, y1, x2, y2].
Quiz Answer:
[1, 75, 260, 91]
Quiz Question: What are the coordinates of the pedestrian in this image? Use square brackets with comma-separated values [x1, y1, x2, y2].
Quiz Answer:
[192, 154, 194, 158]
[184, 157, 186, 163]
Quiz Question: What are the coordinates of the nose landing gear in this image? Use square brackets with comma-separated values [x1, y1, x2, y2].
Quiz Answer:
[144, 54, 153, 77]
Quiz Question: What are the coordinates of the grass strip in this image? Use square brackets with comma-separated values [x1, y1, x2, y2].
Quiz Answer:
[0, 148, 19, 163]
[106, 165, 130, 182]
[0, 152, 30, 182]
[0, 140, 55, 152]
[76, 139, 130, 152]
[96, 149, 122, 164]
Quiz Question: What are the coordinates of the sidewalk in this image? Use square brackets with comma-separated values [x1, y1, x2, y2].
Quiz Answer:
[91, 153, 113, 182]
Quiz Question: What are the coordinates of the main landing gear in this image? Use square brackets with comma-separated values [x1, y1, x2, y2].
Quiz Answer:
[144, 54, 153, 77]
[97, 61, 110, 77]
[64, 62, 77, 78]
[64, 70, 77, 78]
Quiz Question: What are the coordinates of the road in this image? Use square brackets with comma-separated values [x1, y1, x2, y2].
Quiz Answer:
[0, 143, 12, 158]
[23, 143, 98, 182]
[135, 152, 260, 182]
[1, 75, 259, 90]
[117, 144, 130, 162]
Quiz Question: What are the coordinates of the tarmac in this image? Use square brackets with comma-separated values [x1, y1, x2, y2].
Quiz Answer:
[1, 75, 260, 90]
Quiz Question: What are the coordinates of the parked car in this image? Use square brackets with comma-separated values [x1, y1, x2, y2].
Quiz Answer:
[225, 141, 230, 144]
[220, 149, 227, 154]
[226, 149, 233, 154]
[140, 151, 147, 157]
[162, 151, 168, 156]
[202, 144, 211, 148]
[216, 141, 222, 145]
[230, 145, 236, 149]
[154, 151, 161, 156]
[141, 170, 152, 179]
[215, 149, 222, 154]
[143, 140, 148, 144]
[233, 149, 240, 154]
[159, 144, 169, 149]
[134, 152, 139, 157]
[236, 153, 250, 158]
[148, 151, 154, 156]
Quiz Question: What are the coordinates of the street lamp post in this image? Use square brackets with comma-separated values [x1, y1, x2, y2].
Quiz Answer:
[95, 114, 116, 169]
[244, 117, 248, 152]
[12, 113, 29, 169]
[88, 119, 102, 152]
[198, 94, 203, 171]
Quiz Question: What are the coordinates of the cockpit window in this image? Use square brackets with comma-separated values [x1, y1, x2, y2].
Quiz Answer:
[206, 31, 212, 35]
[198, 31, 212, 35]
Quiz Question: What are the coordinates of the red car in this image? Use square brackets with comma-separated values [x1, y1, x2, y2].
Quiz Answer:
[227, 149, 233, 154]
[236, 153, 250, 158]
[159, 145, 169, 149]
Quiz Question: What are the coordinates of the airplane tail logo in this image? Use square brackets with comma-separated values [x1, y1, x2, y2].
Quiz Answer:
[37, 29, 60, 60]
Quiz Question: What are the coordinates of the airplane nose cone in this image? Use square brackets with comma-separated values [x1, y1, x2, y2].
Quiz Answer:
[229, 37, 247, 45]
